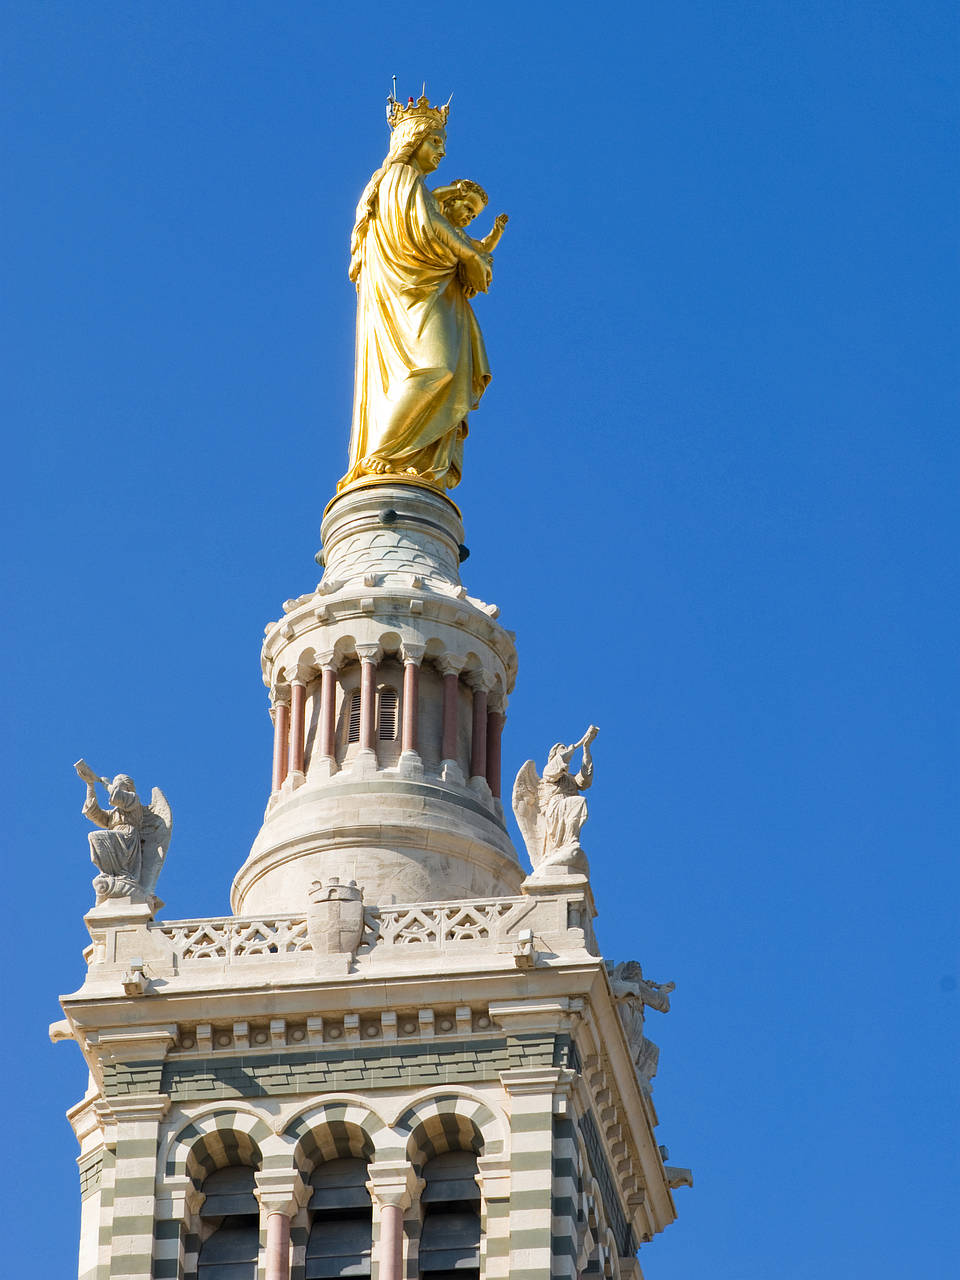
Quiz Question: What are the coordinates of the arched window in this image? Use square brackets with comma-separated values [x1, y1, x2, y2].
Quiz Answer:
[346, 690, 362, 744]
[377, 687, 398, 741]
[419, 1150, 480, 1280]
[197, 1166, 259, 1279]
[307, 1156, 372, 1278]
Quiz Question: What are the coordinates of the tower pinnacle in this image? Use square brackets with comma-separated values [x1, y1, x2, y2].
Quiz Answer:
[54, 92, 690, 1280]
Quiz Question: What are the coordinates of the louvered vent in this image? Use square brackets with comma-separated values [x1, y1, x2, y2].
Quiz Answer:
[378, 688, 398, 740]
[347, 690, 362, 743]
[419, 1150, 480, 1279]
[308, 1157, 372, 1279]
[197, 1166, 259, 1278]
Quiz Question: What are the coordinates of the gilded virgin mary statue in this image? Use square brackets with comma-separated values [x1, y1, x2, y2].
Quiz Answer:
[338, 93, 505, 494]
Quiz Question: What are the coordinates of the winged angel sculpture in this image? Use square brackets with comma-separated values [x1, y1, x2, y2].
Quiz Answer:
[608, 961, 676, 1091]
[75, 759, 172, 905]
[512, 727, 598, 878]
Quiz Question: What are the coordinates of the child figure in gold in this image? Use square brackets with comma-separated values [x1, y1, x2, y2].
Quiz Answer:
[433, 179, 509, 255]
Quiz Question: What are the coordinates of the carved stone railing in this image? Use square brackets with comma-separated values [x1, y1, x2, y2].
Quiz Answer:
[137, 888, 597, 972]
[151, 896, 535, 966]
[155, 916, 311, 961]
[361, 898, 531, 950]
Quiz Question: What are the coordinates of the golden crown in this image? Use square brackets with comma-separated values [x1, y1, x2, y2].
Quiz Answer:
[386, 90, 451, 131]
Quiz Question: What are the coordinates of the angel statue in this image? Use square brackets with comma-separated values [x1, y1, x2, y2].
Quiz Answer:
[512, 726, 599, 878]
[607, 960, 676, 1092]
[75, 759, 171, 905]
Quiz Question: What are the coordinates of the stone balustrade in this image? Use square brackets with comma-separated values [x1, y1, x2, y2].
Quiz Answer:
[155, 897, 532, 964]
[86, 889, 598, 980]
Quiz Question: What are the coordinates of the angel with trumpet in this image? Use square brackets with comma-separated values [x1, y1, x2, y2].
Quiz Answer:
[512, 726, 599, 877]
[75, 759, 171, 904]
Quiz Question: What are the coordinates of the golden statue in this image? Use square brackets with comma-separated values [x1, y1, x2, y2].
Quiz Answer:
[339, 93, 508, 494]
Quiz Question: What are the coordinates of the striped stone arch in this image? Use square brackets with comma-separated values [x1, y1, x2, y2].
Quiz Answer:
[165, 1109, 272, 1183]
[391, 1093, 505, 1169]
[600, 1226, 620, 1280]
[280, 1100, 387, 1176]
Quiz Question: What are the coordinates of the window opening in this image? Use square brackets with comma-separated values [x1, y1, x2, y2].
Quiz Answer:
[197, 1166, 259, 1280]
[419, 1151, 480, 1280]
[307, 1157, 372, 1279]
[347, 690, 362, 744]
[378, 687, 398, 740]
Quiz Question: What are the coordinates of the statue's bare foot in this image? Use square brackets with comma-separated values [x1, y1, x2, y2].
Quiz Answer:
[363, 456, 393, 475]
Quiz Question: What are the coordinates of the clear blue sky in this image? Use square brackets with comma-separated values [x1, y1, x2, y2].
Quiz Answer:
[2, 3, 957, 1276]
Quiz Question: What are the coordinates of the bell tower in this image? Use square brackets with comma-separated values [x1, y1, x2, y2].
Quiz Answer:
[53, 90, 691, 1280]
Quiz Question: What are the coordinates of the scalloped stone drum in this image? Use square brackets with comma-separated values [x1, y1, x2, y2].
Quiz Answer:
[232, 482, 525, 915]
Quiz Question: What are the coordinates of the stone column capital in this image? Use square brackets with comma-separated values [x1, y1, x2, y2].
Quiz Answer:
[356, 643, 383, 664]
[254, 1169, 311, 1220]
[317, 650, 341, 672]
[365, 1159, 424, 1210]
[464, 668, 494, 693]
[282, 663, 311, 687]
[400, 642, 425, 665]
[271, 684, 292, 708]
[437, 652, 466, 678]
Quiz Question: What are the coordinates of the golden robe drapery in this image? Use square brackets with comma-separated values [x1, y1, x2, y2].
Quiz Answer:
[341, 161, 491, 491]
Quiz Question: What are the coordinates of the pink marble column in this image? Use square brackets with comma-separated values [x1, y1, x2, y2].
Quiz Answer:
[441, 670, 460, 763]
[486, 708, 505, 797]
[288, 681, 306, 776]
[318, 662, 337, 759]
[470, 682, 488, 780]
[359, 654, 378, 752]
[378, 1203, 404, 1280]
[264, 1210, 291, 1280]
[401, 657, 420, 755]
[366, 1161, 417, 1280]
[271, 696, 290, 792]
